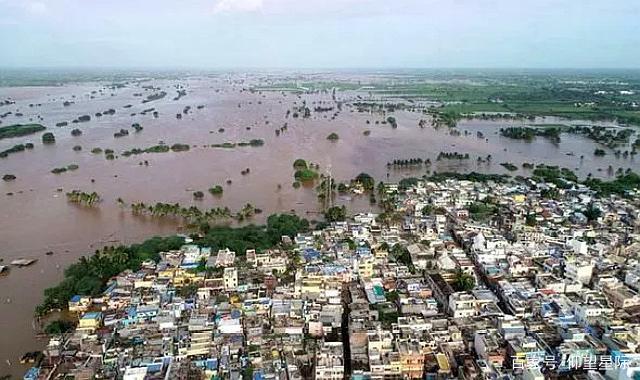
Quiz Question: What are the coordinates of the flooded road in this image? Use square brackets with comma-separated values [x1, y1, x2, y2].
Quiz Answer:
[0, 77, 637, 377]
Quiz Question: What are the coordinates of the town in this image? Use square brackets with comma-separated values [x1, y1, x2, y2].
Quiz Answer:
[23, 175, 640, 380]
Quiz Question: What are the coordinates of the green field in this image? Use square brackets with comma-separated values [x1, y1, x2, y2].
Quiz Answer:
[253, 70, 640, 126]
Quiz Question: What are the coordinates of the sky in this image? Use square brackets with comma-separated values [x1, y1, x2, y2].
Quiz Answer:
[0, 0, 639, 69]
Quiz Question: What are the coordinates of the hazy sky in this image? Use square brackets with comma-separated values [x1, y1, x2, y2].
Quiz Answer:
[0, 0, 639, 69]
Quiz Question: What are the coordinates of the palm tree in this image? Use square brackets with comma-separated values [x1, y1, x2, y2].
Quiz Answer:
[454, 269, 475, 292]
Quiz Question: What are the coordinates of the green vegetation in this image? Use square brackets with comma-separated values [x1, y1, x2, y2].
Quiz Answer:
[195, 213, 309, 253]
[293, 159, 308, 170]
[398, 177, 420, 190]
[210, 139, 264, 148]
[208, 185, 224, 195]
[568, 125, 634, 148]
[386, 116, 398, 128]
[326, 132, 339, 141]
[66, 190, 100, 205]
[2, 174, 16, 181]
[453, 269, 475, 291]
[500, 162, 518, 171]
[390, 243, 414, 272]
[427, 172, 510, 183]
[36, 235, 185, 315]
[0, 123, 46, 140]
[170, 143, 190, 152]
[51, 164, 79, 174]
[437, 152, 469, 160]
[594, 148, 606, 156]
[467, 202, 497, 221]
[44, 319, 75, 335]
[325, 205, 347, 222]
[131, 201, 261, 223]
[113, 128, 129, 138]
[532, 165, 577, 188]
[1, 142, 34, 158]
[583, 202, 602, 222]
[142, 91, 167, 103]
[211, 142, 236, 148]
[367, 75, 640, 126]
[376, 303, 399, 327]
[388, 158, 427, 168]
[500, 126, 561, 143]
[352, 172, 375, 191]
[42, 132, 56, 144]
[540, 188, 560, 200]
[584, 173, 640, 196]
[294, 168, 319, 182]
[121, 144, 191, 157]
[248, 139, 264, 147]
[71, 128, 82, 136]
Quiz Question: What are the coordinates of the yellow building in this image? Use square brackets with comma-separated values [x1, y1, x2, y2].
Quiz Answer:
[513, 194, 526, 203]
[77, 311, 102, 332]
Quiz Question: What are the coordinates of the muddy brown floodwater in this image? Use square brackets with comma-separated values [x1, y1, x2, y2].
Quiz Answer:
[0, 77, 637, 377]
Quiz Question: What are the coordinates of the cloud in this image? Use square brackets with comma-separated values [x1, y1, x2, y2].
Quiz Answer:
[25, 1, 47, 13]
[212, 0, 263, 14]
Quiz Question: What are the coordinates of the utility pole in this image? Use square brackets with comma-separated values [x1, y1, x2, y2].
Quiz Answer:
[325, 164, 333, 210]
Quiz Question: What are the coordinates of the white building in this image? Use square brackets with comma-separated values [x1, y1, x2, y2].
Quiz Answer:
[223, 267, 238, 291]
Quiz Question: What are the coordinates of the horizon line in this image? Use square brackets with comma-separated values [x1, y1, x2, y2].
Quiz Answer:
[2, 66, 640, 72]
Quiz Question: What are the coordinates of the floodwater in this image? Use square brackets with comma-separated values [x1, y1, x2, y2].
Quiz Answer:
[0, 76, 637, 377]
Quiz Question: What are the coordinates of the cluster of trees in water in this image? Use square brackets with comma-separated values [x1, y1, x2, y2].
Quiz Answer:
[208, 185, 223, 195]
[387, 158, 431, 168]
[36, 235, 185, 315]
[288, 104, 311, 119]
[94, 108, 116, 118]
[293, 159, 320, 184]
[326, 133, 339, 141]
[142, 91, 167, 103]
[35, 213, 310, 315]
[208, 139, 264, 148]
[500, 163, 518, 171]
[531, 165, 578, 187]
[0, 123, 46, 139]
[568, 125, 634, 149]
[274, 122, 289, 136]
[121, 143, 190, 157]
[42, 132, 56, 144]
[51, 163, 79, 174]
[386, 116, 398, 128]
[584, 172, 640, 196]
[437, 152, 470, 160]
[500, 126, 561, 143]
[428, 109, 459, 128]
[129, 201, 261, 223]
[325, 205, 347, 222]
[0, 142, 34, 158]
[66, 190, 100, 205]
[113, 128, 129, 138]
